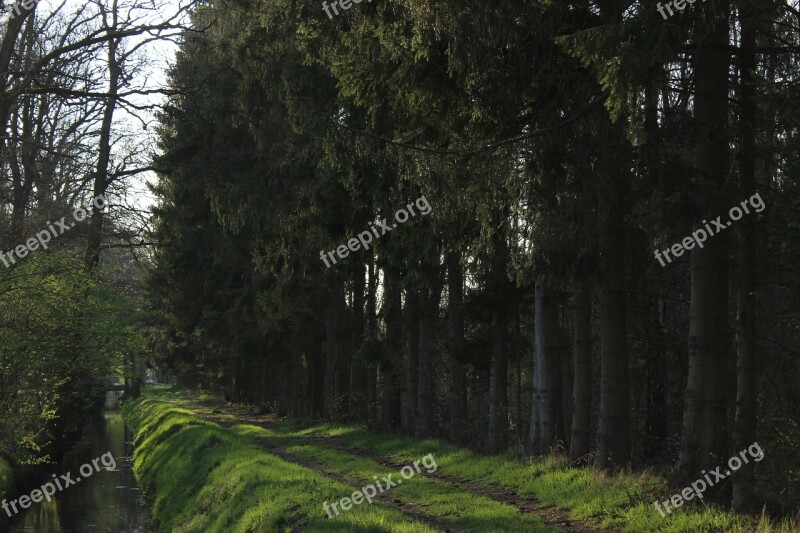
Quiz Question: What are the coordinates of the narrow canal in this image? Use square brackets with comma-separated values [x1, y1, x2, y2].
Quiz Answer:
[8, 393, 150, 532]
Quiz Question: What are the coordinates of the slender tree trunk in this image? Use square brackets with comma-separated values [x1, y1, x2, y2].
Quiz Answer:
[367, 258, 378, 426]
[488, 208, 510, 454]
[733, 1, 758, 511]
[417, 283, 440, 437]
[448, 251, 467, 444]
[570, 285, 592, 460]
[381, 266, 403, 427]
[596, 123, 630, 468]
[530, 278, 562, 455]
[324, 286, 343, 420]
[644, 296, 668, 460]
[350, 267, 368, 421]
[405, 288, 419, 431]
[680, 1, 731, 477]
[86, 9, 121, 272]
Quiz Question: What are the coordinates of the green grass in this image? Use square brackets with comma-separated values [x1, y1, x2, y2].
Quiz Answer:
[233, 423, 558, 532]
[285, 424, 797, 533]
[122, 393, 437, 532]
[137, 387, 798, 533]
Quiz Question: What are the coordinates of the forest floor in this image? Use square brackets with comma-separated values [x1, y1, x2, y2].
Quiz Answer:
[124, 387, 792, 533]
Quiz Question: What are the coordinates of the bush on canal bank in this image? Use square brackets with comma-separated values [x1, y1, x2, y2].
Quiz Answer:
[122, 389, 435, 532]
[0, 457, 12, 525]
[0, 457, 12, 498]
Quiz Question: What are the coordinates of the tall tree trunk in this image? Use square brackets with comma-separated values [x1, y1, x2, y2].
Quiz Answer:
[416, 281, 441, 437]
[405, 288, 420, 431]
[0, 5, 35, 139]
[86, 7, 121, 272]
[596, 121, 630, 468]
[367, 257, 378, 426]
[324, 285, 343, 420]
[680, 1, 731, 477]
[732, 0, 758, 511]
[350, 267, 368, 421]
[381, 265, 403, 427]
[530, 278, 563, 455]
[644, 295, 668, 460]
[488, 211, 510, 454]
[448, 251, 468, 444]
[570, 285, 592, 460]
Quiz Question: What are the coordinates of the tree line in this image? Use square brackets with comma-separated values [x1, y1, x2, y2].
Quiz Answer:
[150, 0, 800, 515]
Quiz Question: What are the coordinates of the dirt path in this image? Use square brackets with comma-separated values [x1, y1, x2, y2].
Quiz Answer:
[186, 398, 614, 533]
[251, 434, 457, 533]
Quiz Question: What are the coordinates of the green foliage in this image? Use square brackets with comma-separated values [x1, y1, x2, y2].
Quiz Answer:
[0, 252, 145, 463]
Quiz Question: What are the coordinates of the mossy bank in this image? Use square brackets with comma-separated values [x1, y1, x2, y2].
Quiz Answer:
[122, 389, 436, 532]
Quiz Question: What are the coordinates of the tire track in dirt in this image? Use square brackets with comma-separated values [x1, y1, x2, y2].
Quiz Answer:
[187, 404, 455, 532]
[187, 399, 611, 533]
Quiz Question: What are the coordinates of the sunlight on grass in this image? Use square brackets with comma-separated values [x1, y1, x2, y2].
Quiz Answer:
[232, 423, 558, 532]
[140, 387, 797, 533]
[295, 424, 795, 532]
[123, 393, 436, 532]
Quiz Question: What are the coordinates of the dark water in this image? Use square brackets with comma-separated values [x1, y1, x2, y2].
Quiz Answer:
[8, 399, 150, 533]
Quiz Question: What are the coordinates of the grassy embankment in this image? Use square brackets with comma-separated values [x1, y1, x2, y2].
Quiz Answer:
[261, 422, 795, 533]
[123, 390, 440, 532]
[129, 387, 796, 533]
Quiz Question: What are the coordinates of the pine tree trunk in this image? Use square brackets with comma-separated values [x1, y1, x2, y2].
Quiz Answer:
[733, 1, 758, 511]
[405, 288, 420, 431]
[350, 266, 368, 421]
[644, 296, 668, 459]
[325, 285, 345, 420]
[381, 266, 403, 427]
[680, 1, 730, 477]
[488, 215, 509, 454]
[367, 258, 378, 426]
[570, 285, 592, 460]
[448, 251, 468, 445]
[530, 278, 562, 455]
[596, 133, 630, 468]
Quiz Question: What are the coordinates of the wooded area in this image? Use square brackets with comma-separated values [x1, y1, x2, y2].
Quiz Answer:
[150, 0, 800, 518]
[1, 0, 799, 529]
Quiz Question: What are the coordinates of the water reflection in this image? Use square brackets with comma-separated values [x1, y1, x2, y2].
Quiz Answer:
[9, 409, 150, 533]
